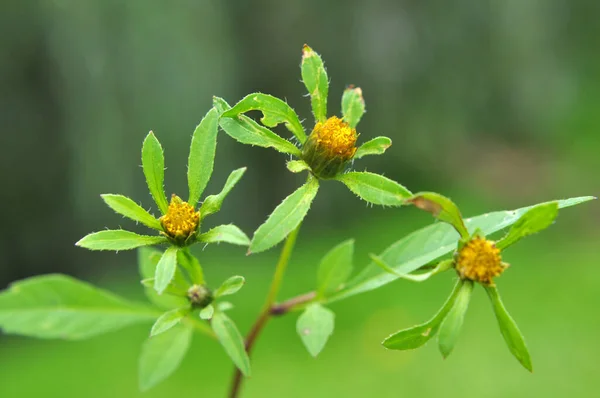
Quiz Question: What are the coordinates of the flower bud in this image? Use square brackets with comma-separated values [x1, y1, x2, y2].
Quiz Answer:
[187, 284, 213, 308]
[160, 194, 200, 242]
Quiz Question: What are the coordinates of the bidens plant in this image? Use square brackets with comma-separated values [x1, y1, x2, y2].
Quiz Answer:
[0, 44, 595, 398]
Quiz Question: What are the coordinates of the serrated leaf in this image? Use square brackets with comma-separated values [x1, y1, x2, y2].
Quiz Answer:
[408, 192, 469, 239]
[139, 324, 192, 392]
[250, 177, 319, 254]
[199, 304, 214, 320]
[316, 239, 354, 298]
[214, 97, 301, 156]
[438, 281, 473, 358]
[329, 196, 595, 303]
[212, 312, 251, 376]
[0, 274, 157, 340]
[76, 230, 167, 251]
[296, 303, 335, 357]
[142, 131, 169, 214]
[287, 159, 311, 173]
[336, 172, 412, 206]
[215, 276, 245, 298]
[138, 248, 188, 309]
[101, 194, 162, 230]
[150, 307, 190, 337]
[154, 247, 179, 295]
[301, 44, 329, 123]
[354, 137, 392, 160]
[383, 280, 463, 350]
[188, 107, 219, 206]
[485, 285, 533, 371]
[496, 202, 559, 250]
[200, 167, 246, 220]
[198, 224, 250, 246]
[341, 86, 365, 128]
[222, 93, 306, 143]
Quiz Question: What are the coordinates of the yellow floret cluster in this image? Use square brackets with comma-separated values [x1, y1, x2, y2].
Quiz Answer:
[160, 195, 200, 240]
[311, 116, 357, 160]
[455, 236, 507, 285]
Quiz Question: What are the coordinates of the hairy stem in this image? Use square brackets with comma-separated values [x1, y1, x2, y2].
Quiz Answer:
[228, 223, 303, 398]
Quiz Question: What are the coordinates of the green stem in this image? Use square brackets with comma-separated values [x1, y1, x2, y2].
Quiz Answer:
[228, 222, 303, 398]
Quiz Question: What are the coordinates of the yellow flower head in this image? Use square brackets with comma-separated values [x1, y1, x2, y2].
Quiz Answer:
[160, 195, 200, 240]
[302, 116, 358, 178]
[455, 236, 507, 285]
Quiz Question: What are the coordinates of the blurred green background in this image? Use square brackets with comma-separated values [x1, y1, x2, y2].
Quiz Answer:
[1, 1, 599, 397]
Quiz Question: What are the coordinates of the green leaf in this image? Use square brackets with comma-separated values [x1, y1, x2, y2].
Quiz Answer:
[177, 249, 204, 285]
[154, 247, 179, 295]
[101, 194, 162, 230]
[296, 303, 335, 357]
[301, 44, 329, 123]
[150, 307, 190, 337]
[215, 276, 245, 298]
[336, 172, 412, 206]
[485, 285, 533, 371]
[212, 312, 251, 376]
[354, 137, 392, 160]
[496, 202, 559, 250]
[341, 86, 365, 128]
[217, 302, 234, 312]
[142, 131, 169, 214]
[0, 274, 156, 340]
[250, 177, 319, 254]
[76, 230, 167, 251]
[330, 196, 595, 303]
[139, 324, 192, 392]
[214, 97, 301, 156]
[198, 224, 250, 246]
[286, 159, 311, 173]
[222, 93, 306, 143]
[383, 280, 463, 350]
[138, 248, 188, 309]
[407, 192, 469, 239]
[316, 239, 354, 298]
[371, 255, 454, 283]
[187, 107, 219, 206]
[200, 167, 246, 220]
[438, 281, 473, 358]
[199, 304, 214, 320]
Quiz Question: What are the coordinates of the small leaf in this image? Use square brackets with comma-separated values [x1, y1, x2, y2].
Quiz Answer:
[154, 247, 179, 295]
[354, 137, 392, 159]
[188, 107, 219, 206]
[212, 312, 251, 376]
[138, 248, 188, 309]
[250, 177, 319, 253]
[101, 194, 162, 230]
[214, 97, 301, 156]
[485, 285, 533, 371]
[286, 159, 311, 173]
[215, 276, 245, 298]
[438, 281, 474, 358]
[222, 93, 306, 143]
[76, 230, 167, 251]
[200, 167, 246, 220]
[496, 202, 559, 250]
[371, 255, 453, 282]
[142, 131, 169, 214]
[296, 303, 335, 357]
[336, 172, 412, 206]
[301, 44, 329, 123]
[198, 224, 250, 246]
[0, 274, 157, 340]
[408, 192, 469, 239]
[139, 324, 192, 391]
[316, 239, 354, 298]
[341, 86, 365, 128]
[177, 249, 204, 285]
[217, 302, 234, 312]
[383, 280, 463, 350]
[150, 307, 190, 337]
[199, 304, 214, 320]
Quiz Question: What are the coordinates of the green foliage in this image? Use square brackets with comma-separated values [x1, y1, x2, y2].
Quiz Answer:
[139, 325, 193, 391]
[438, 281, 473, 358]
[215, 276, 245, 298]
[138, 248, 188, 309]
[150, 307, 190, 337]
[496, 202, 559, 250]
[200, 167, 247, 220]
[198, 224, 250, 246]
[187, 107, 219, 206]
[286, 159, 311, 173]
[301, 44, 329, 123]
[336, 171, 412, 206]
[297, 303, 335, 357]
[407, 192, 469, 239]
[354, 137, 392, 159]
[341, 86, 365, 128]
[154, 247, 179, 294]
[100, 194, 162, 230]
[76, 230, 167, 251]
[212, 312, 251, 376]
[0, 275, 156, 339]
[316, 239, 354, 298]
[142, 131, 169, 214]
